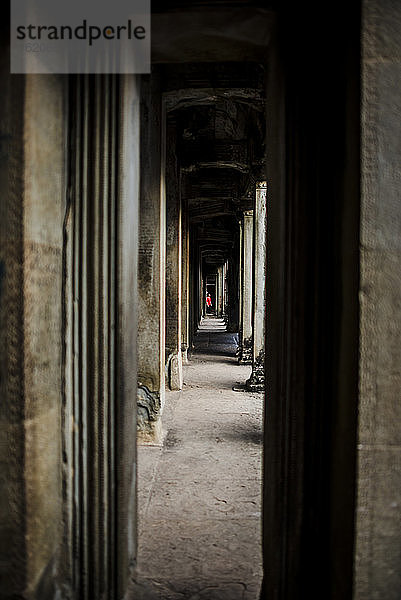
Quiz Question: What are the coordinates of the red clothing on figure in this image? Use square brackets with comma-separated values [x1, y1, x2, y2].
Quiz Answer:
[206, 295, 212, 307]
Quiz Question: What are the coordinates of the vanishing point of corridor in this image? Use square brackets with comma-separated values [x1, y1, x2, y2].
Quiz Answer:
[136, 318, 263, 600]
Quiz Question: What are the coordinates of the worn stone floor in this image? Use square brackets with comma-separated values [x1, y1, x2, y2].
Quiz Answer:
[133, 317, 263, 600]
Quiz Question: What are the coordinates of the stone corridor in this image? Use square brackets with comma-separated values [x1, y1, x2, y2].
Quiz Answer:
[1, 2, 399, 598]
[135, 318, 263, 599]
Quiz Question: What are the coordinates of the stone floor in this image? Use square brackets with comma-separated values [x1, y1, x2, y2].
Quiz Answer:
[133, 318, 263, 600]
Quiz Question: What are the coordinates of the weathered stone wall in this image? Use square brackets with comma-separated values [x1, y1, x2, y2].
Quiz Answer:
[355, 1, 401, 597]
[23, 74, 66, 600]
[0, 51, 27, 600]
[0, 57, 67, 598]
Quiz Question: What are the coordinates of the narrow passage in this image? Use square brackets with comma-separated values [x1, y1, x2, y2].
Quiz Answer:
[136, 317, 263, 600]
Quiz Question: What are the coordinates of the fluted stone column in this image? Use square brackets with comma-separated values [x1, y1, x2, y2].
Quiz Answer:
[247, 183, 267, 391]
[239, 210, 254, 364]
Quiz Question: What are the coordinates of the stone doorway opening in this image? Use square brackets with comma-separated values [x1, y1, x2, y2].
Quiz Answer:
[136, 30, 268, 596]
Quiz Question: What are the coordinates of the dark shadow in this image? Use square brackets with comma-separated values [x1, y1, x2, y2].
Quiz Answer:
[217, 426, 263, 446]
[193, 348, 237, 358]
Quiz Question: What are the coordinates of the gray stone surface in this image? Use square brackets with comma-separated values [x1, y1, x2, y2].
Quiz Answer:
[135, 318, 262, 599]
[0, 69, 67, 598]
[137, 73, 166, 434]
[355, 1, 401, 597]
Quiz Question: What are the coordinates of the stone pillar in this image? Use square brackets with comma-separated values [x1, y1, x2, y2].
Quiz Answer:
[137, 74, 165, 443]
[247, 183, 267, 391]
[181, 199, 190, 363]
[226, 237, 240, 333]
[0, 70, 141, 599]
[165, 115, 183, 390]
[217, 266, 224, 317]
[199, 249, 203, 323]
[188, 224, 197, 348]
[223, 261, 228, 317]
[238, 220, 243, 344]
[239, 210, 254, 364]
[216, 270, 220, 316]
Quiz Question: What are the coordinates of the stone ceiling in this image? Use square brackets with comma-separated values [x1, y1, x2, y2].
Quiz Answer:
[162, 62, 265, 267]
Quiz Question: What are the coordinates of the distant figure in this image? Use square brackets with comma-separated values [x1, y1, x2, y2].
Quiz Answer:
[206, 292, 212, 313]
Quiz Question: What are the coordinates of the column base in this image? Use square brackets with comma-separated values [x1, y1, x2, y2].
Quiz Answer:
[246, 351, 265, 392]
[246, 377, 264, 392]
[167, 351, 183, 391]
[239, 356, 253, 365]
[137, 418, 165, 446]
[239, 337, 253, 364]
[137, 385, 164, 445]
[181, 345, 189, 364]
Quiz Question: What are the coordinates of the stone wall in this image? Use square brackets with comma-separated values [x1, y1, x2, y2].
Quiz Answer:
[355, 1, 401, 597]
[0, 61, 67, 598]
[0, 52, 27, 600]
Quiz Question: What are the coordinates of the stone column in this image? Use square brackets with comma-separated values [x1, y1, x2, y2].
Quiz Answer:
[199, 249, 203, 323]
[238, 220, 243, 346]
[0, 70, 141, 598]
[217, 266, 224, 317]
[226, 237, 240, 333]
[137, 74, 165, 442]
[181, 198, 190, 363]
[188, 224, 197, 348]
[165, 115, 183, 390]
[216, 270, 220, 316]
[239, 210, 254, 364]
[247, 183, 267, 391]
[223, 261, 228, 317]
